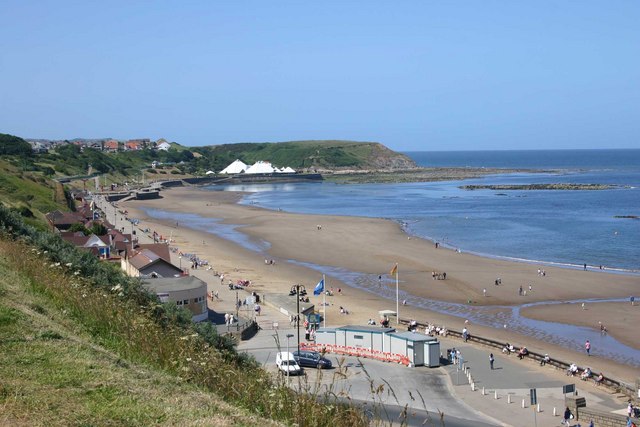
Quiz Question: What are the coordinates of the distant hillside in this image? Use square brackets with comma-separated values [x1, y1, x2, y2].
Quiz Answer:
[192, 140, 418, 172]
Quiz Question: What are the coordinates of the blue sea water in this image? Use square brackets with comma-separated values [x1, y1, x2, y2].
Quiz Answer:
[212, 149, 640, 272]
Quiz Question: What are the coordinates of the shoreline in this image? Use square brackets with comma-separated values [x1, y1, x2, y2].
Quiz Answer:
[121, 186, 640, 379]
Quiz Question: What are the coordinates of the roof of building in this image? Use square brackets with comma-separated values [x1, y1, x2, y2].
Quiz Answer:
[387, 331, 437, 342]
[128, 249, 162, 270]
[142, 276, 207, 293]
[135, 244, 171, 263]
[338, 325, 397, 333]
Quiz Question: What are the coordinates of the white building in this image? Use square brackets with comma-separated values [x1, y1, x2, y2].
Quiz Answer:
[156, 141, 171, 151]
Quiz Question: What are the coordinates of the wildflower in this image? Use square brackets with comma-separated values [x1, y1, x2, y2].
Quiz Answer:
[118, 292, 124, 297]
[186, 358, 192, 362]
[55, 262, 61, 267]
[74, 271, 80, 275]
[180, 336, 190, 341]
[65, 262, 72, 267]
[82, 293, 87, 298]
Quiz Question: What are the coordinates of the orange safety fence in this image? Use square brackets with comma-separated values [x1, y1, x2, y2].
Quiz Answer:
[300, 342, 411, 366]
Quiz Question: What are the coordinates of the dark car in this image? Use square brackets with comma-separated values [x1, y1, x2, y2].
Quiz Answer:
[292, 350, 332, 369]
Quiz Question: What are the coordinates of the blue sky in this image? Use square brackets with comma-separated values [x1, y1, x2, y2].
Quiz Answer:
[1, 1, 638, 151]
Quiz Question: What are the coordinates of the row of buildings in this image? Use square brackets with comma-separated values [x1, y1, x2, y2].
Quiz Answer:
[45, 195, 208, 322]
[28, 138, 172, 153]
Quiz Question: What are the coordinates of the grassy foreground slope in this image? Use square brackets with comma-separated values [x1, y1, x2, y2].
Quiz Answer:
[0, 239, 281, 427]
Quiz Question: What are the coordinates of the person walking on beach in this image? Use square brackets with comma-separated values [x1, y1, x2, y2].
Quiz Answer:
[585, 340, 591, 356]
[518, 285, 523, 296]
[489, 353, 495, 370]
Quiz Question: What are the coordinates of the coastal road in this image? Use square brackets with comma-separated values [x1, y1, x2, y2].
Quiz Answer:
[238, 327, 502, 427]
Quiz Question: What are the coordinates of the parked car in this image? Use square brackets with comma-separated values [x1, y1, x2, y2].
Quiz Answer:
[275, 352, 303, 375]
[292, 350, 332, 369]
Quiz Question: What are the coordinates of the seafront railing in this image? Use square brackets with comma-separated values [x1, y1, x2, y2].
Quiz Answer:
[398, 317, 636, 398]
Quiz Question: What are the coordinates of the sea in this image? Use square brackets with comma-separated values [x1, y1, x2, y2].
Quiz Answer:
[143, 149, 640, 365]
[215, 149, 640, 272]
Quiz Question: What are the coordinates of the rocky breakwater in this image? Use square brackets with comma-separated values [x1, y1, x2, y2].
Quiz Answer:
[460, 183, 618, 191]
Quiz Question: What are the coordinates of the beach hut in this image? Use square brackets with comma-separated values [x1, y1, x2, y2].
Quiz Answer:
[220, 159, 248, 174]
[387, 331, 440, 367]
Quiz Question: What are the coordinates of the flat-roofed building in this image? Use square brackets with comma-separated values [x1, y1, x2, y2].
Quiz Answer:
[142, 276, 208, 322]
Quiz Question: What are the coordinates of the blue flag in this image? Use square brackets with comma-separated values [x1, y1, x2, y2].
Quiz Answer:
[313, 278, 324, 296]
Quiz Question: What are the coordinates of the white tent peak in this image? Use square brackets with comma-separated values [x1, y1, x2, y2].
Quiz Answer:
[220, 159, 248, 174]
[245, 161, 275, 174]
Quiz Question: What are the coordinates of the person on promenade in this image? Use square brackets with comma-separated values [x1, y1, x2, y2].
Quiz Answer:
[489, 353, 494, 370]
[585, 340, 591, 356]
[594, 372, 604, 386]
[563, 406, 573, 426]
[540, 353, 550, 366]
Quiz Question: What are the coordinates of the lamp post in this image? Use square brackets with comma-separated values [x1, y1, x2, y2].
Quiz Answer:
[178, 256, 182, 272]
[286, 333, 294, 385]
[295, 284, 301, 354]
[235, 290, 239, 319]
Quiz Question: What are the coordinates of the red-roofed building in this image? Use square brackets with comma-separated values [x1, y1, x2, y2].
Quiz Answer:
[103, 139, 119, 152]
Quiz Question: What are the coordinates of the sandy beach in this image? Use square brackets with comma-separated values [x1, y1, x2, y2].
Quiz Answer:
[521, 302, 640, 350]
[121, 186, 640, 380]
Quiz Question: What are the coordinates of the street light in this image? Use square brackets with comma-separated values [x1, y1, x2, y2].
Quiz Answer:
[295, 285, 301, 354]
[286, 333, 294, 384]
[178, 256, 182, 271]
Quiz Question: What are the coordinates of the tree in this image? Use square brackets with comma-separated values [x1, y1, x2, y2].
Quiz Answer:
[0, 133, 32, 156]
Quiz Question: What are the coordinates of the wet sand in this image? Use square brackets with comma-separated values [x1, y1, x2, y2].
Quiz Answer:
[121, 186, 640, 379]
[521, 301, 640, 350]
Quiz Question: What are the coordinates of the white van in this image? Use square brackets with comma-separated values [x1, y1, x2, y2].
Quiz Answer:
[275, 352, 303, 376]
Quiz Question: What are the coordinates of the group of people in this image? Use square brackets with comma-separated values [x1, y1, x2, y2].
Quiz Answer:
[424, 323, 448, 336]
[223, 312, 236, 326]
[431, 271, 447, 280]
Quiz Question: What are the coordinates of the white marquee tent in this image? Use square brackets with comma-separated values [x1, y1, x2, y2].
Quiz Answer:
[244, 161, 275, 174]
[220, 159, 248, 174]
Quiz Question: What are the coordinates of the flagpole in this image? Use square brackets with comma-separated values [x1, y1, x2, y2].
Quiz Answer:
[395, 264, 399, 325]
[322, 274, 326, 328]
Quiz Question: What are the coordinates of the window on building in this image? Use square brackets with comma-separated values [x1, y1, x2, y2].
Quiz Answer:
[183, 299, 189, 305]
[354, 335, 363, 340]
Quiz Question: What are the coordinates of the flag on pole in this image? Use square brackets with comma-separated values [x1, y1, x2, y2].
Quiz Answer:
[314, 278, 325, 296]
[390, 263, 398, 276]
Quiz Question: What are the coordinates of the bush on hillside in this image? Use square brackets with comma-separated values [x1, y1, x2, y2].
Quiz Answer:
[0, 133, 32, 156]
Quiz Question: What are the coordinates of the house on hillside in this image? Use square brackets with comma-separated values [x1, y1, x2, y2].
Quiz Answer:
[125, 140, 142, 151]
[156, 141, 171, 151]
[142, 276, 208, 322]
[45, 210, 86, 231]
[60, 234, 111, 259]
[122, 249, 183, 278]
[103, 139, 119, 152]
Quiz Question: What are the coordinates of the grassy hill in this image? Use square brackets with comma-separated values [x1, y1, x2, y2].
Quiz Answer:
[0, 238, 282, 426]
[191, 140, 418, 172]
[0, 206, 368, 427]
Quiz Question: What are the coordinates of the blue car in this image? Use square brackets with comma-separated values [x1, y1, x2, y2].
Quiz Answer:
[292, 350, 332, 369]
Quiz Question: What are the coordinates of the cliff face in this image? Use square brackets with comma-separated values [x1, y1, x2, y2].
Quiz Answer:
[366, 143, 418, 170]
